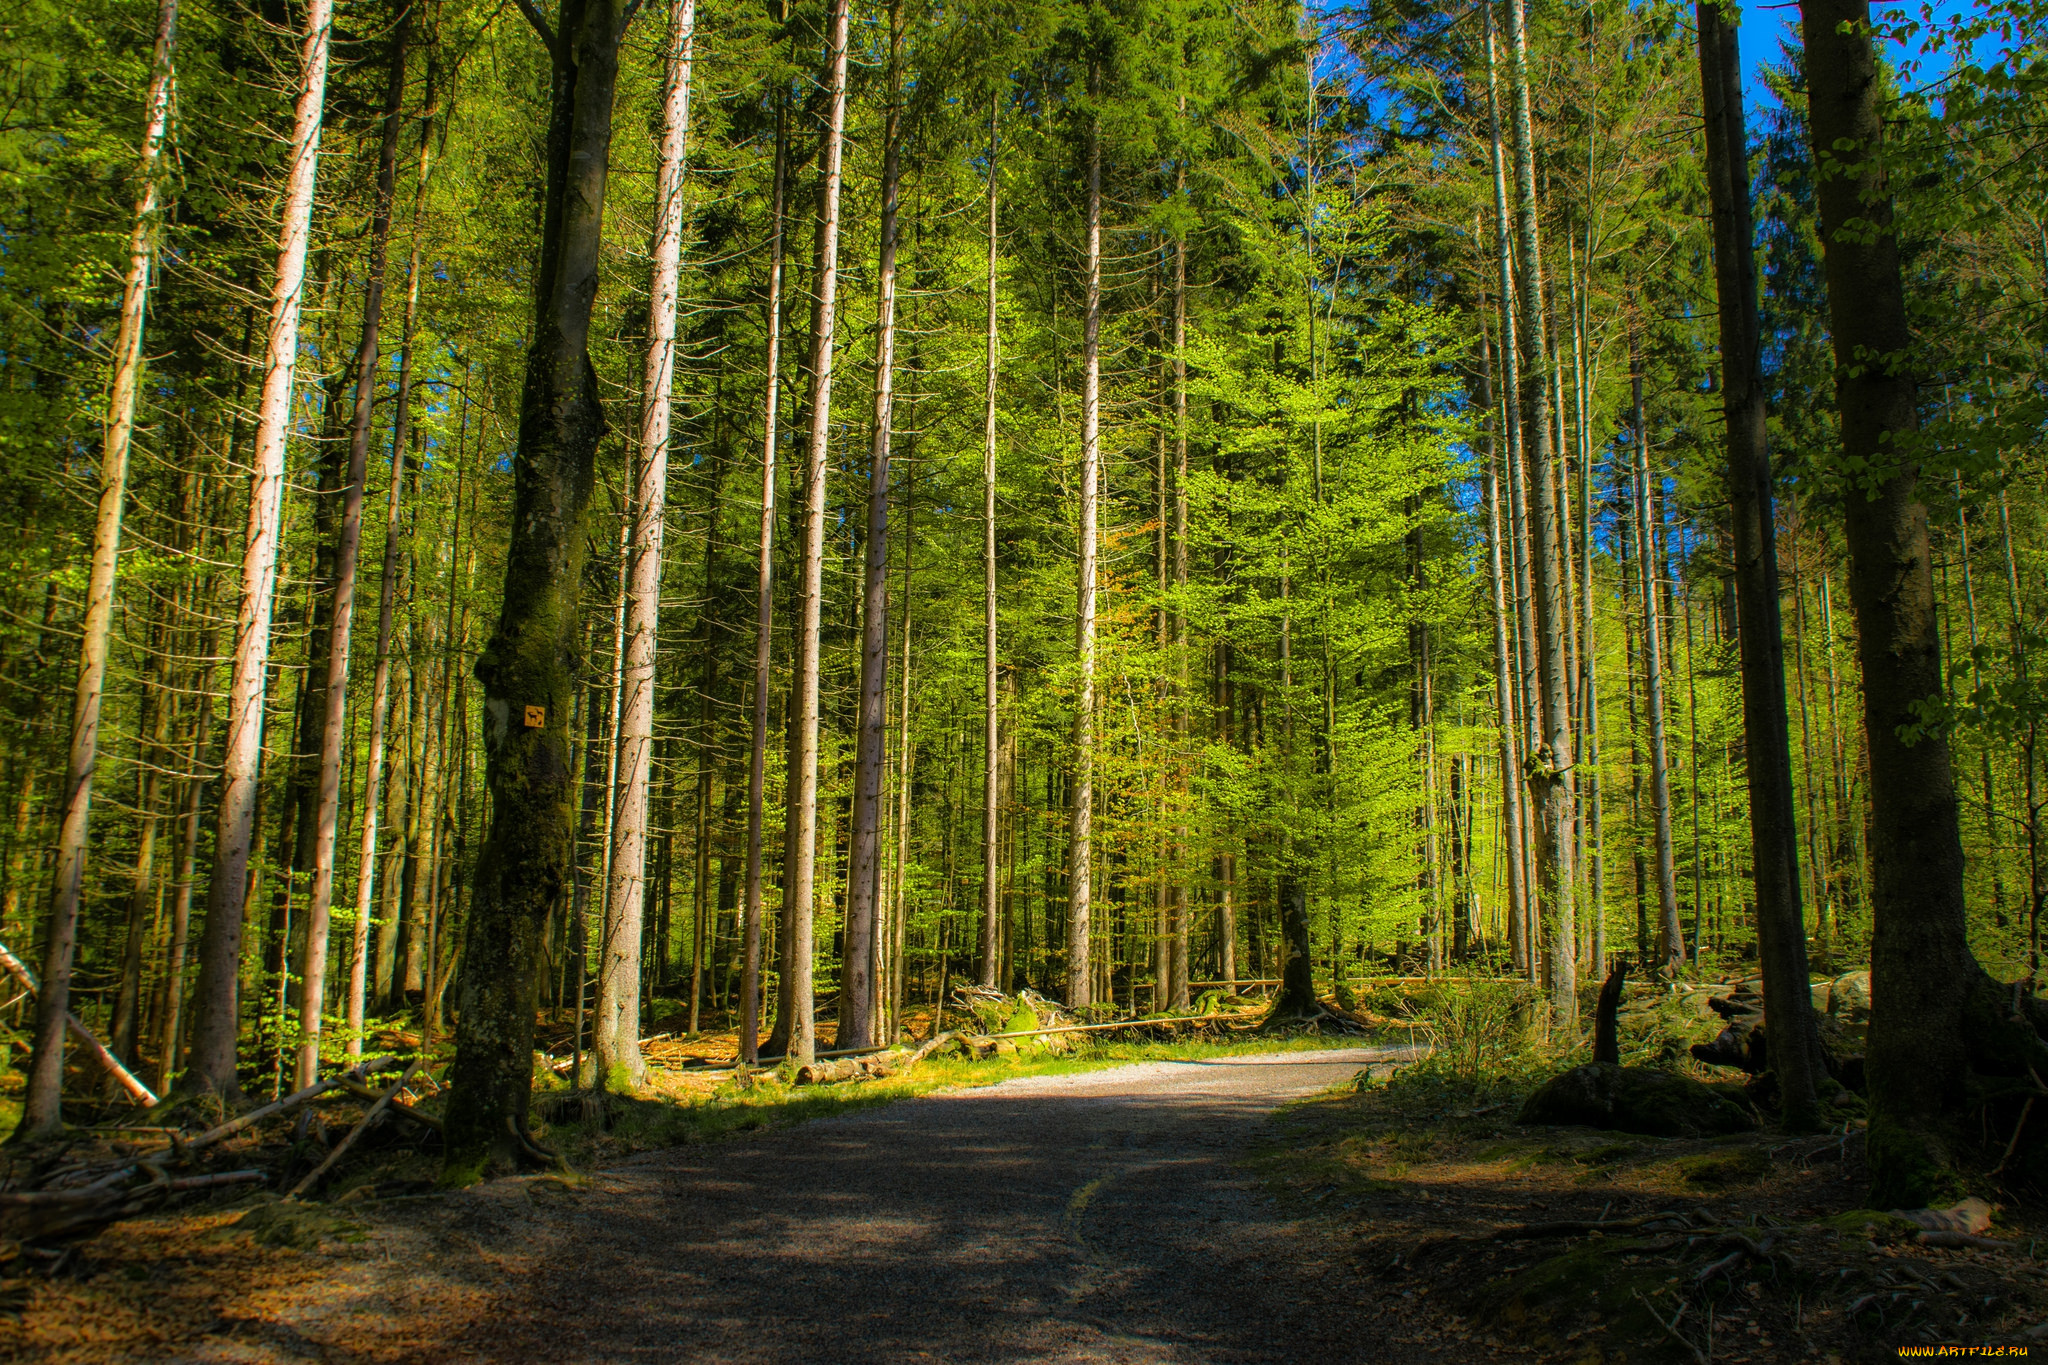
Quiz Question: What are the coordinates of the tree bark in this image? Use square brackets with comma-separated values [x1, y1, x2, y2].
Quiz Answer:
[1799, 0, 1975, 1200]
[980, 90, 1001, 991]
[1476, 308, 1529, 972]
[839, 0, 903, 1050]
[15, 0, 176, 1135]
[1698, 0, 1823, 1122]
[784, 0, 852, 1065]
[298, 14, 411, 1089]
[739, 102, 787, 1068]
[182, 0, 334, 1099]
[1068, 93, 1102, 1010]
[1504, 0, 1577, 1028]
[349, 70, 438, 1058]
[443, 0, 628, 1178]
[596, 0, 694, 1089]
[1629, 331, 1683, 975]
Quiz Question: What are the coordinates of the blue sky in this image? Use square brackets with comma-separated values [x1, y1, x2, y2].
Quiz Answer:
[1741, 0, 2001, 113]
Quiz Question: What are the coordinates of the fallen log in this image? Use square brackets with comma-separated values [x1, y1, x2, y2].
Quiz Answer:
[794, 1033, 958, 1086]
[287, 1059, 424, 1200]
[1, 1168, 265, 1248]
[0, 939, 158, 1107]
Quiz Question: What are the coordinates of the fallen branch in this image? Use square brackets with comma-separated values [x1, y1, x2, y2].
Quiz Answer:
[1918, 1230, 2022, 1253]
[336, 1077, 443, 1132]
[1491, 1210, 1690, 1241]
[182, 1055, 402, 1155]
[1632, 1290, 1710, 1365]
[287, 1058, 424, 1200]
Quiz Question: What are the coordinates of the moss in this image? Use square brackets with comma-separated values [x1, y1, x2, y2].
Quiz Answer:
[1676, 1146, 1771, 1188]
[1472, 1238, 1685, 1351]
[230, 1198, 366, 1250]
[1866, 1111, 1968, 1209]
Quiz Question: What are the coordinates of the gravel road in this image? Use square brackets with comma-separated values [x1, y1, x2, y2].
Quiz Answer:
[449, 1046, 1413, 1364]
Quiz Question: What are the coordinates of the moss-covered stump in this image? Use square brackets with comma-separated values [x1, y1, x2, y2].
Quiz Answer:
[1517, 1062, 1755, 1138]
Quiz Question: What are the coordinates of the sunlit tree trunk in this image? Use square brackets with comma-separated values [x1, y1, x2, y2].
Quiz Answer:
[739, 103, 786, 1067]
[785, 0, 852, 1064]
[1477, 314, 1528, 975]
[596, 0, 694, 1088]
[297, 16, 411, 1089]
[1504, 0, 1576, 1028]
[979, 90, 1002, 991]
[183, 0, 334, 1099]
[16, 0, 177, 1133]
[840, 0, 903, 1049]
[1068, 92, 1102, 1010]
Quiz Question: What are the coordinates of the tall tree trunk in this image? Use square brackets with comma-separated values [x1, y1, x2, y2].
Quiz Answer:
[1799, 0, 1974, 1200]
[443, 0, 628, 1178]
[839, 0, 902, 1049]
[349, 70, 438, 1057]
[297, 15, 411, 1088]
[979, 92, 1002, 990]
[1504, 0, 1577, 1028]
[784, 0, 852, 1065]
[597, 0, 695, 1089]
[1698, 0, 1823, 1120]
[1171, 179, 1191, 1010]
[16, 0, 177, 1135]
[1068, 91, 1102, 1010]
[740, 102, 787, 1068]
[182, 0, 334, 1099]
[1478, 314, 1529, 976]
[1629, 331, 1683, 975]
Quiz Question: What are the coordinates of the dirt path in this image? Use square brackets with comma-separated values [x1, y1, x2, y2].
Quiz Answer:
[166, 1045, 1433, 1364]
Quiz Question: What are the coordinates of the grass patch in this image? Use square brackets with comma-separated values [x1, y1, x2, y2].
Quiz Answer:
[1675, 1145, 1771, 1188]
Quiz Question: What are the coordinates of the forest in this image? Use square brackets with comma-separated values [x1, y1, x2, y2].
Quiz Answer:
[2, 0, 2046, 1214]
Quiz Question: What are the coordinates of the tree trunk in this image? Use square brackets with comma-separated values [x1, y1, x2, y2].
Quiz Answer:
[349, 71, 438, 1057]
[1799, 0, 1974, 1201]
[1629, 332, 1683, 976]
[739, 102, 787, 1069]
[1697, 1, 1824, 1120]
[1478, 314, 1529, 977]
[297, 15, 411, 1089]
[16, 0, 176, 1135]
[839, 0, 903, 1050]
[980, 90, 1001, 990]
[182, 0, 334, 1099]
[1068, 93, 1102, 1010]
[443, 0, 628, 1178]
[1504, 0, 1577, 1028]
[597, 0, 694, 1089]
[784, 0, 852, 1066]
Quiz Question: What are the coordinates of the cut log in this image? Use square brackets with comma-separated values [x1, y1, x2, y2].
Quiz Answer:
[0, 938, 158, 1106]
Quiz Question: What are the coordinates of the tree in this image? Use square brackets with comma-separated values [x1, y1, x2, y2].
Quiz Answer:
[183, 0, 339, 1099]
[13, 0, 178, 1138]
[443, 0, 633, 1178]
[1697, 0, 1823, 1124]
[1798, 0, 1974, 1201]
[596, 0, 697, 1091]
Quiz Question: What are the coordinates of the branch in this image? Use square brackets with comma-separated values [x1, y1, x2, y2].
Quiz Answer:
[510, 0, 557, 56]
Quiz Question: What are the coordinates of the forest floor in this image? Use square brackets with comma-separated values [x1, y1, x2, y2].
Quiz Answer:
[9, 1010, 2048, 1362]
